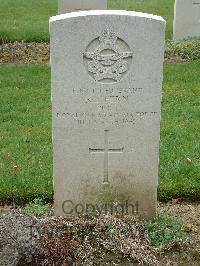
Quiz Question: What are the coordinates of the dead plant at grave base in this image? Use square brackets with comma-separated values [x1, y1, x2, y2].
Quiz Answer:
[32, 234, 78, 266]
[1, 210, 187, 265]
[33, 215, 159, 265]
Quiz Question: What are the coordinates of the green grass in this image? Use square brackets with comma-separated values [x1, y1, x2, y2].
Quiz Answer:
[111, 0, 174, 40]
[0, 65, 52, 204]
[145, 212, 186, 249]
[0, 62, 199, 204]
[0, 0, 57, 42]
[0, 0, 174, 42]
[23, 198, 51, 214]
[159, 61, 200, 201]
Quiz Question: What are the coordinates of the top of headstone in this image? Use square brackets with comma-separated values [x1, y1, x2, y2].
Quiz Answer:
[50, 10, 165, 24]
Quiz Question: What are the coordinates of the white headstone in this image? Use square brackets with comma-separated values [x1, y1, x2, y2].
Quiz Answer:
[58, 0, 107, 14]
[50, 10, 165, 218]
[173, 0, 200, 40]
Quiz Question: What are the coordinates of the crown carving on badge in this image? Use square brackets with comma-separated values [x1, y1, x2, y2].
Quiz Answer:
[99, 29, 118, 45]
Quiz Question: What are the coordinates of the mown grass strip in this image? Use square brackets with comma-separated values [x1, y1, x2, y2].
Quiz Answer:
[0, 0, 173, 42]
[0, 65, 52, 204]
[0, 62, 199, 204]
[159, 61, 200, 201]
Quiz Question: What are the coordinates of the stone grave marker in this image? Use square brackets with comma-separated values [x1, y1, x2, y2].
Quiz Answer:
[173, 0, 200, 40]
[58, 0, 107, 14]
[50, 10, 166, 218]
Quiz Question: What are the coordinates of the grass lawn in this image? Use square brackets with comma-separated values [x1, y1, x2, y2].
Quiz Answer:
[0, 66, 52, 204]
[159, 61, 200, 200]
[0, 0, 57, 42]
[0, 0, 174, 42]
[0, 62, 199, 204]
[111, 0, 174, 40]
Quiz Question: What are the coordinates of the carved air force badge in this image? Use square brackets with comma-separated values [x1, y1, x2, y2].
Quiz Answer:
[83, 29, 133, 83]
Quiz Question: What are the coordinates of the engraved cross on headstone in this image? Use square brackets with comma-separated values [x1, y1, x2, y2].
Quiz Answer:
[193, 1, 200, 8]
[89, 130, 124, 184]
[193, 1, 200, 19]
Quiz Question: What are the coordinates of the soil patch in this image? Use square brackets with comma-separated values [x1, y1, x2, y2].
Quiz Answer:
[0, 41, 187, 65]
[0, 42, 49, 65]
[159, 202, 200, 265]
[0, 202, 200, 265]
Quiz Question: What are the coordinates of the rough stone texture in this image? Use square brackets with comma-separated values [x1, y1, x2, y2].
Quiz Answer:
[0, 211, 40, 266]
[173, 0, 200, 40]
[0, 210, 158, 265]
[50, 10, 165, 218]
[58, 0, 107, 14]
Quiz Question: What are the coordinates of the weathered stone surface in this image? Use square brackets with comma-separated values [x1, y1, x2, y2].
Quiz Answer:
[58, 0, 107, 14]
[173, 0, 200, 40]
[50, 10, 165, 218]
[0, 211, 39, 266]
